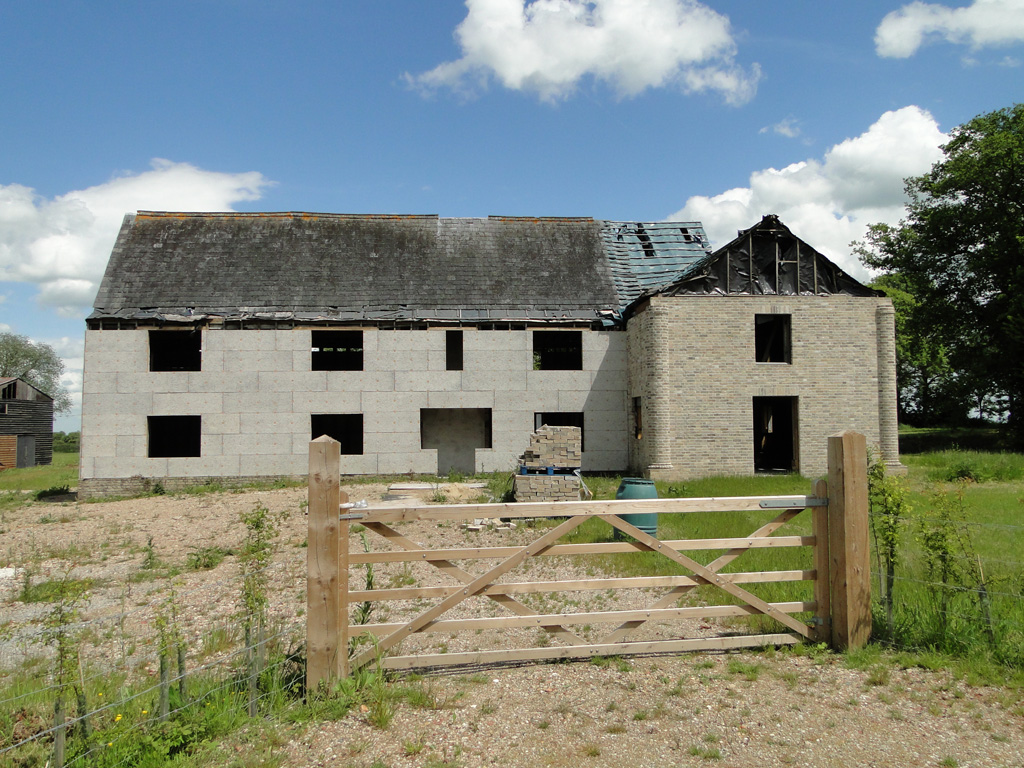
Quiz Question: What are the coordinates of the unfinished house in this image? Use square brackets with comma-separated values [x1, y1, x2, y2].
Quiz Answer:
[625, 214, 902, 479]
[0, 377, 54, 469]
[79, 212, 901, 497]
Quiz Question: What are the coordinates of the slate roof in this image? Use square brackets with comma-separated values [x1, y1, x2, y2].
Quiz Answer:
[90, 212, 710, 323]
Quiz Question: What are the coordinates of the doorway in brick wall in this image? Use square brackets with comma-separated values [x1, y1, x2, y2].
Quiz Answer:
[753, 397, 798, 473]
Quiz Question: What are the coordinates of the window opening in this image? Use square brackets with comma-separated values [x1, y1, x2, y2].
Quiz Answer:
[534, 412, 585, 452]
[149, 330, 202, 372]
[632, 397, 642, 440]
[532, 331, 583, 370]
[148, 415, 201, 458]
[446, 330, 464, 371]
[311, 330, 363, 371]
[753, 397, 798, 473]
[754, 314, 791, 363]
[311, 414, 363, 455]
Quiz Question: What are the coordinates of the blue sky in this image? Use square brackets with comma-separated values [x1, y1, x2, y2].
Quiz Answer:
[1, 0, 1022, 431]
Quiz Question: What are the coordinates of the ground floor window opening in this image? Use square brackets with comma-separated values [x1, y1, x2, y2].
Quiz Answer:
[311, 413, 364, 455]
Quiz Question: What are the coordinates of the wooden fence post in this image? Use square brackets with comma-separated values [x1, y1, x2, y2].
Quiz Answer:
[307, 436, 349, 693]
[826, 430, 871, 650]
[811, 477, 831, 643]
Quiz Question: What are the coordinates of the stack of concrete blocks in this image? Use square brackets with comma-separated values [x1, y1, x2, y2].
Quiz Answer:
[513, 425, 582, 503]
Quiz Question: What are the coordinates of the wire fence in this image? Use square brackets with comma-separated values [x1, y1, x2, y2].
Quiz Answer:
[0, 551, 308, 768]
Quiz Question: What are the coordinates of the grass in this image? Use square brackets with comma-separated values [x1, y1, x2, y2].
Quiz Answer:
[0, 451, 79, 492]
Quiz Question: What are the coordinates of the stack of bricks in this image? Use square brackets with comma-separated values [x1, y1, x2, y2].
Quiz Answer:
[519, 425, 583, 470]
[513, 425, 582, 503]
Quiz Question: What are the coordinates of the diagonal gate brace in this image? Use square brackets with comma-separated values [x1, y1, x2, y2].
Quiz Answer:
[600, 508, 803, 643]
[598, 514, 813, 641]
[349, 514, 588, 670]
[362, 521, 587, 646]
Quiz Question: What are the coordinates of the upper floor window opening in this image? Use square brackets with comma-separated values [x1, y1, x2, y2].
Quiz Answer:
[532, 330, 583, 371]
[755, 315, 791, 364]
[149, 330, 202, 372]
[312, 330, 363, 371]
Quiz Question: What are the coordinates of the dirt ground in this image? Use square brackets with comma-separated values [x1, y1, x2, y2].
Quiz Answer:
[1, 485, 1022, 767]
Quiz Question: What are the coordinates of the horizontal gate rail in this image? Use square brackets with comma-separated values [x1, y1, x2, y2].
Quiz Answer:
[305, 431, 871, 689]
[349, 569, 815, 602]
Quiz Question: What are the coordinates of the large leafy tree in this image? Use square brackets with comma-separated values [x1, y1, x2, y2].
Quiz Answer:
[860, 104, 1024, 434]
[0, 332, 72, 413]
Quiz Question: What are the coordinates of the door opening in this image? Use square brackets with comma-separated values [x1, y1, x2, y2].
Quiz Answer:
[753, 397, 798, 473]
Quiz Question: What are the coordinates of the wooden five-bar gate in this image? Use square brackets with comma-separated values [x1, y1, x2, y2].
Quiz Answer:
[306, 431, 871, 690]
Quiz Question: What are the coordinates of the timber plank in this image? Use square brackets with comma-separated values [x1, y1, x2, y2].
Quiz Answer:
[349, 535, 813, 564]
[352, 601, 815, 635]
[348, 570, 814, 602]
[353, 495, 824, 523]
[380, 634, 803, 670]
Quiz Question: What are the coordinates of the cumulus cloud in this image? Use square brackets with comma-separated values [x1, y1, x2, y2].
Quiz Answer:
[406, 0, 761, 104]
[668, 106, 948, 278]
[875, 0, 1024, 58]
[0, 159, 272, 315]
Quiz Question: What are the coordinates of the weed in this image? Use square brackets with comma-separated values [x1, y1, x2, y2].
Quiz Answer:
[605, 724, 627, 734]
[536, 720, 550, 729]
[186, 545, 233, 570]
[727, 659, 762, 681]
[404, 735, 427, 755]
[582, 743, 601, 757]
[866, 665, 891, 687]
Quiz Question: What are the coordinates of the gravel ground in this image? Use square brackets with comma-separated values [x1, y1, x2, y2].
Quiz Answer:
[1, 485, 1022, 767]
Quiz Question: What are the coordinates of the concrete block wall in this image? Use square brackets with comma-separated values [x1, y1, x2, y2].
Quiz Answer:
[627, 296, 895, 480]
[80, 326, 628, 495]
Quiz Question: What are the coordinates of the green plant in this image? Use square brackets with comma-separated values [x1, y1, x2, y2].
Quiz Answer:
[868, 452, 910, 637]
[238, 500, 286, 716]
[35, 484, 71, 500]
[186, 545, 233, 570]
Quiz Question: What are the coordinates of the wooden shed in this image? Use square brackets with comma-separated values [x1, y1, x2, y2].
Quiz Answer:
[0, 377, 54, 469]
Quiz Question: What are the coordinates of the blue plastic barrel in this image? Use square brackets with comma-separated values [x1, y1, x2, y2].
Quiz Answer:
[615, 478, 658, 538]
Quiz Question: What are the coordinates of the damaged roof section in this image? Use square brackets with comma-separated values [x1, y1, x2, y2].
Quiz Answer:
[598, 220, 711, 307]
[637, 214, 878, 303]
[89, 212, 713, 324]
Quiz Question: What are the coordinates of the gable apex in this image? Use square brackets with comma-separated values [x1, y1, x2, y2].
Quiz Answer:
[643, 214, 878, 299]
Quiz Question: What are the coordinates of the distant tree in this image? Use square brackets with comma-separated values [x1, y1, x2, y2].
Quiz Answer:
[859, 103, 1024, 435]
[0, 332, 72, 413]
[52, 431, 81, 453]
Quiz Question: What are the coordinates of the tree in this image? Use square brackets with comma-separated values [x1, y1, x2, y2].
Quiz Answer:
[859, 103, 1024, 435]
[866, 268, 961, 425]
[0, 332, 72, 413]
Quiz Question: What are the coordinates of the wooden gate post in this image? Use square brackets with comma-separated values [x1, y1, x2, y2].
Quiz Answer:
[307, 436, 349, 692]
[826, 430, 871, 650]
[810, 477, 831, 643]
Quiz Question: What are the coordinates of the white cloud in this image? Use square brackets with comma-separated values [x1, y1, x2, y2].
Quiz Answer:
[407, 0, 761, 104]
[876, 0, 1024, 58]
[0, 160, 272, 315]
[760, 117, 801, 139]
[668, 106, 948, 279]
